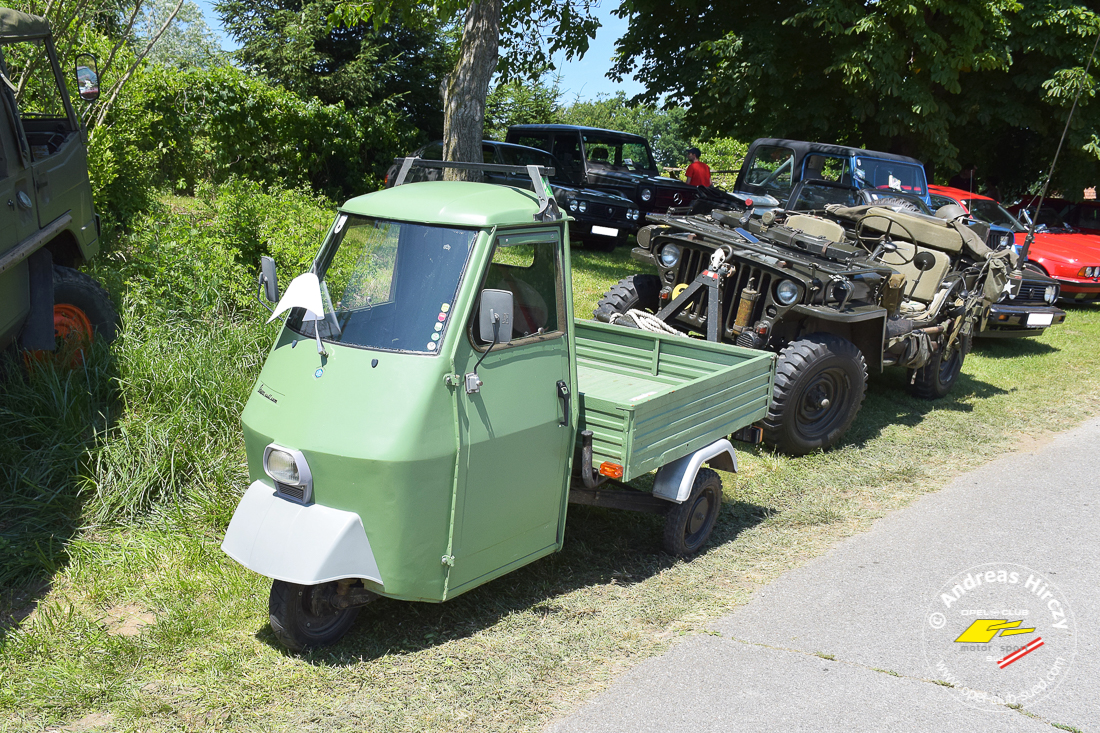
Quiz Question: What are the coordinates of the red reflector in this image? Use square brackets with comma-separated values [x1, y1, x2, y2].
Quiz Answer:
[599, 462, 624, 479]
[745, 199, 753, 207]
[756, 325, 768, 335]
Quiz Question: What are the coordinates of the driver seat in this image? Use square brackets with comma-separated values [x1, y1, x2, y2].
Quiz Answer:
[881, 243, 951, 302]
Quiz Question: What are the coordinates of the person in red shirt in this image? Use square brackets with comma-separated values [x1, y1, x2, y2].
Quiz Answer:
[685, 147, 711, 187]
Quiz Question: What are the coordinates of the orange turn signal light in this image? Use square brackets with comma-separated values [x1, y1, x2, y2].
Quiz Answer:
[599, 462, 624, 479]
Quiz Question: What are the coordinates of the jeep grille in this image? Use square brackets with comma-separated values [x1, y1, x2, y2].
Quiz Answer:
[672, 250, 774, 339]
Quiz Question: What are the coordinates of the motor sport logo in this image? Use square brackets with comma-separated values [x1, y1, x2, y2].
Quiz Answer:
[922, 563, 1076, 712]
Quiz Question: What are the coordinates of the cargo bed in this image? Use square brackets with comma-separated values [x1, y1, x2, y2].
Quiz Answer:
[574, 320, 776, 482]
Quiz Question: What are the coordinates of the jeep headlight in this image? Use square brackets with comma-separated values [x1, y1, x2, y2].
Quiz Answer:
[775, 279, 800, 305]
[568, 199, 578, 212]
[659, 243, 681, 268]
[629, 208, 639, 221]
[1045, 284, 1058, 303]
[578, 200, 588, 213]
[640, 187, 653, 202]
[263, 444, 313, 503]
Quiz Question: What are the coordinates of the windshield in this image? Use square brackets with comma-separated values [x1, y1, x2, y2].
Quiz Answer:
[288, 215, 478, 354]
[789, 181, 861, 211]
[853, 157, 926, 197]
[741, 144, 796, 200]
[497, 145, 576, 186]
[582, 132, 655, 172]
[961, 199, 1025, 232]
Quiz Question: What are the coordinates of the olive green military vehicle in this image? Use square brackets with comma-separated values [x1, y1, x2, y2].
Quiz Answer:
[0, 8, 115, 356]
[596, 191, 1016, 456]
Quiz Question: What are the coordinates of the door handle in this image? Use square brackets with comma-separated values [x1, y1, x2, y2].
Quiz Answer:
[556, 380, 570, 427]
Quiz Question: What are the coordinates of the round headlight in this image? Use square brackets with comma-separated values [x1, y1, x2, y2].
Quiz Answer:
[776, 279, 800, 306]
[640, 187, 653, 202]
[659, 243, 681, 268]
[633, 209, 640, 221]
[568, 199, 578, 212]
[1045, 285, 1058, 303]
[578, 200, 588, 213]
[265, 448, 299, 484]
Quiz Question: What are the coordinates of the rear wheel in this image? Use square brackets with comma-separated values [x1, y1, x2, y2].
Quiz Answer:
[662, 468, 723, 557]
[762, 334, 867, 456]
[909, 331, 970, 400]
[269, 579, 360, 652]
[594, 274, 661, 322]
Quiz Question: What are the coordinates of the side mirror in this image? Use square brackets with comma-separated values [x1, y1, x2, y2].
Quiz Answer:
[260, 256, 279, 303]
[479, 289, 514, 345]
[74, 54, 99, 102]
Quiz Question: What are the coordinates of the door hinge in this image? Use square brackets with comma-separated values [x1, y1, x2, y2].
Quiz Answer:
[443, 374, 461, 387]
[441, 554, 455, 567]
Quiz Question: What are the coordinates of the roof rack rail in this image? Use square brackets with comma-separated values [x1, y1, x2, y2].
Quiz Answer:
[391, 157, 561, 222]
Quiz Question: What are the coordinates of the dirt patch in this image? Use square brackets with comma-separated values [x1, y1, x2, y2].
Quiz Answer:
[52, 712, 115, 731]
[102, 603, 156, 637]
[1012, 429, 1058, 453]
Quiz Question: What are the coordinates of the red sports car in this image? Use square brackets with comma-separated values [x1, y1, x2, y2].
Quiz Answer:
[932, 185, 1100, 306]
[999, 193, 1100, 304]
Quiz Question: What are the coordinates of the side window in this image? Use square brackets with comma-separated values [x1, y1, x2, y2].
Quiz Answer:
[474, 231, 563, 345]
[551, 135, 584, 180]
[513, 135, 551, 152]
[803, 155, 850, 185]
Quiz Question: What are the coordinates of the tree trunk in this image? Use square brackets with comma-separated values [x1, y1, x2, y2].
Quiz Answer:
[442, 0, 501, 181]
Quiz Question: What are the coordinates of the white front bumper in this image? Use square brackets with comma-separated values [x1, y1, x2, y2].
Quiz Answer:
[221, 481, 383, 587]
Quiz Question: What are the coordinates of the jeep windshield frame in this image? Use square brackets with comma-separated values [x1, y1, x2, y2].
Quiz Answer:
[286, 214, 480, 355]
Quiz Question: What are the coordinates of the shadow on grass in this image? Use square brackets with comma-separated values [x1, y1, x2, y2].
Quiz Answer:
[0, 340, 118, 642]
[257, 497, 774, 662]
[971, 337, 1059, 359]
[831, 367, 1012, 450]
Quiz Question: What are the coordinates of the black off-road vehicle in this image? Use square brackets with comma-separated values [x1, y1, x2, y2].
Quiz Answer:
[506, 124, 698, 224]
[595, 192, 1016, 455]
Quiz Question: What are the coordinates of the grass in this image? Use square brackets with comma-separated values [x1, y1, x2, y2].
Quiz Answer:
[2, 205, 1100, 731]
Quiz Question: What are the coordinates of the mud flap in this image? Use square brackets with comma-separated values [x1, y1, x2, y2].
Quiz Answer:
[20, 248, 54, 350]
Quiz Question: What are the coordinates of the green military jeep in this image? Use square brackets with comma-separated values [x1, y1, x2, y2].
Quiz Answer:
[0, 7, 115, 356]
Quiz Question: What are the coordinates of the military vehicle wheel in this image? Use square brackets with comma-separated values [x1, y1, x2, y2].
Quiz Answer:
[269, 579, 360, 652]
[593, 274, 661, 321]
[53, 266, 118, 343]
[909, 332, 970, 400]
[762, 334, 867, 456]
[663, 468, 722, 557]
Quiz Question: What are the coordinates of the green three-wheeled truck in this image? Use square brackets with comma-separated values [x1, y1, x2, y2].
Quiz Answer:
[222, 162, 777, 651]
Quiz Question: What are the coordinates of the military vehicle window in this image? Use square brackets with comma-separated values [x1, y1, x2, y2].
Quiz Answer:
[291, 216, 478, 355]
[853, 157, 926, 196]
[742, 145, 795, 198]
[476, 231, 562, 343]
[3, 40, 74, 161]
[803, 155, 850, 185]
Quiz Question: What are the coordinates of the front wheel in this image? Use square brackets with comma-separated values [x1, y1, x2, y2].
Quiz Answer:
[269, 579, 360, 652]
[909, 331, 970, 400]
[762, 334, 868, 456]
[52, 265, 118, 343]
[662, 468, 723, 557]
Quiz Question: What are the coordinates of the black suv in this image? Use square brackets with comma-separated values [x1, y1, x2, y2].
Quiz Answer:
[505, 124, 698, 222]
[388, 140, 640, 249]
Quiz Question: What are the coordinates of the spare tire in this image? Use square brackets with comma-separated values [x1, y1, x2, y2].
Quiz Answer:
[594, 274, 661, 322]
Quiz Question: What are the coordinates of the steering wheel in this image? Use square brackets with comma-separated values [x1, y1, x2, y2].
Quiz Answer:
[855, 213, 918, 266]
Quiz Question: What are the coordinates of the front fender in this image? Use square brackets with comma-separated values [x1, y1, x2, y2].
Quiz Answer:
[221, 481, 384, 587]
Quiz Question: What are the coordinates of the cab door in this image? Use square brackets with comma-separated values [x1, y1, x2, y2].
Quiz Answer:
[448, 227, 575, 593]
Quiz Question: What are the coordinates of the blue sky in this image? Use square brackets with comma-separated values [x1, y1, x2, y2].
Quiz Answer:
[192, 0, 643, 102]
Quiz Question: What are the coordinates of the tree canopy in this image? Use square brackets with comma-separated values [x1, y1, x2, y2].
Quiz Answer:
[217, 0, 451, 138]
[613, 0, 1100, 197]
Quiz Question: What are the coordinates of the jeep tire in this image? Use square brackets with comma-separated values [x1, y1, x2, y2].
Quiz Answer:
[909, 331, 970, 400]
[593, 274, 661, 322]
[53, 265, 119, 343]
[762, 334, 867, 456]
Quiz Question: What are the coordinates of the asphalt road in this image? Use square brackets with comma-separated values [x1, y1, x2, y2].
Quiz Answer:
[548, 416, 1100, 733]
